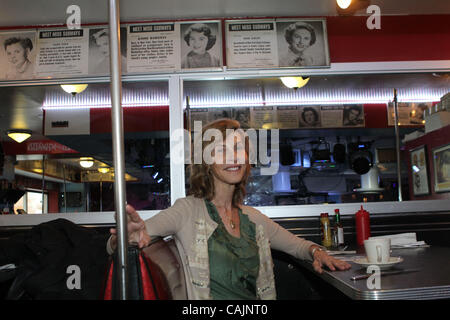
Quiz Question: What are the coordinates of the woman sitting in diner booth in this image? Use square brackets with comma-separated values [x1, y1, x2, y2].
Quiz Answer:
[108, 118, 350, 300]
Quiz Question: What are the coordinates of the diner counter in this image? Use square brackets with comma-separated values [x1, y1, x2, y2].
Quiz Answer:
[298, 246, 450, 300]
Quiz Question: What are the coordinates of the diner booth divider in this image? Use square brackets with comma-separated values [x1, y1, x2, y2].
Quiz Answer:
[1, 207, 450, 299]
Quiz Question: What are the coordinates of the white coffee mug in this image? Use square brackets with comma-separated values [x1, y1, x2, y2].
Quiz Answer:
[364, 238, 391, 263]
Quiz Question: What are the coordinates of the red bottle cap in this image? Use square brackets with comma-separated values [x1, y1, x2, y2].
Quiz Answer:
[359, 205, 369, 214]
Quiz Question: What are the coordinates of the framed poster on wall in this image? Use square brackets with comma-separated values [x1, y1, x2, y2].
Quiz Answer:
[0, 30, 37, 80]
[127, 20, 223, 74]
[433, 143, 450, 193]
[35, 28, 89, 78]
[276, 19, 330, 68]
[127, 22, 180, 73]
[225, 20, 278, 69]
[179, 20, 223, 71]
[387, 102, 432, 126]
[410, 145, 430, 196]
[225, 18, 330, 69]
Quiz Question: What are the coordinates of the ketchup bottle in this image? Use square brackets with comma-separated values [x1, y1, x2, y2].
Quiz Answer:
[356, 205, 370, 246]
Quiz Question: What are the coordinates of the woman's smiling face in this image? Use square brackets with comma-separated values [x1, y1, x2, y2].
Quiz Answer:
[6, 42, 27, 67]
[188, 31, 208, 55]
[210, 133, 248, 186]
[290, 28, 312, 54]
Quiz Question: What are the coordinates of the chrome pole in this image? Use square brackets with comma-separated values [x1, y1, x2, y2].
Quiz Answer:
[108, 0, 128, 300]
[393, 89, 403, 201]
[63, 164, 67, 213]
[186, 95, 191, 133]
[100, 180, 103, 212]
[41, 155, 45, 214]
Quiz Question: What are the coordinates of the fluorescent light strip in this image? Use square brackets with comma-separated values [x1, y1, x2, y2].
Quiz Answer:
[43, 87, 447, 110]
[189, 101, 265, 108]
[42, 102, 169, 110]
[188, 99, 438, 109]
[190, 88, 446, 108]
[44, 86, 169, 109]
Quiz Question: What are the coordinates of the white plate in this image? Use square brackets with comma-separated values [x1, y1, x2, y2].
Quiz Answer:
[353, 256, 404, 270]
[354, 187, 384, 193]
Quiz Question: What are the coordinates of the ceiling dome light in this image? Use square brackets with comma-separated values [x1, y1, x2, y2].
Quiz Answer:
[7, 129, 32, 143]
[280, 77, 310, 89]
[60, 84, 88, 96]
[336, 0, 370, 15]
[79, 157, 95, 168]
[337, 0, 352, 9]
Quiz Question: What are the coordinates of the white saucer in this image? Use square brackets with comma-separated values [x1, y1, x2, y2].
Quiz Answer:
[353, 256, 403, 270]
[354, 187, 384, 194]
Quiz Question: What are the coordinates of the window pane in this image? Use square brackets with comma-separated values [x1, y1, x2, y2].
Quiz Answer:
[184, 74, 450, 206]
[26, 191, 47, 214]
[2, 81, 170, 214]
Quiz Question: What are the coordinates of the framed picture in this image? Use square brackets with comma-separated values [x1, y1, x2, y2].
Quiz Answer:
[225, 18, 330, 69]
[387, 102, 431, 126]
[0, 30, 37, 80]
[179, 20, 223, 70]
[432, 143, 450, 193]
[410, 145, 430, 196]
[276, 18, 330, 68]
[88, 27, 127, 75]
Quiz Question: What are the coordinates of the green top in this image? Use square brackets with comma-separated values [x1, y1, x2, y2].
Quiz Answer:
[205, 200, 260, 300]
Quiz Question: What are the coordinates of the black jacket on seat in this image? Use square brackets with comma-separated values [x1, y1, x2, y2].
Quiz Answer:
[0, 218, 110, 300]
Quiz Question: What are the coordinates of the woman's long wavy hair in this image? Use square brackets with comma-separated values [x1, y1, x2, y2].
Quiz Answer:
[187, 118, 251, 207]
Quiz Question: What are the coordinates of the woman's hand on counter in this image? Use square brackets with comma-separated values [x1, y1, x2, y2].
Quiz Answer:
[311, 246, 351, 274]
[109, 204, 151, 251]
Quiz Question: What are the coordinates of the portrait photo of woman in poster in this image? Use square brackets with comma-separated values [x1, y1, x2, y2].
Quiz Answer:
[88, 27, 127, 75]
[180, 22, 222, 69]
[277, 19, 329, 68]
[0, 32, 36, 80]
[299, 106, 321, 128]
